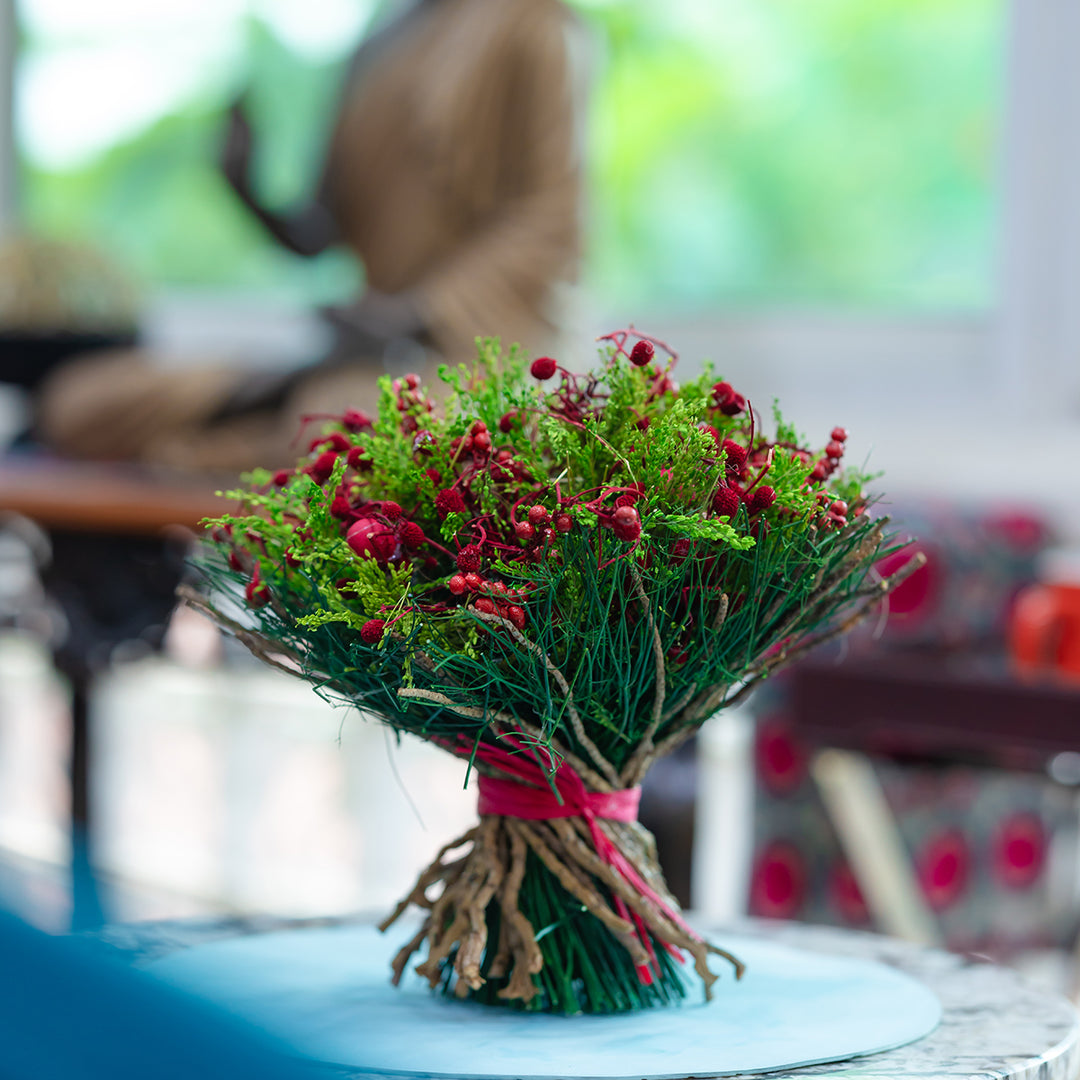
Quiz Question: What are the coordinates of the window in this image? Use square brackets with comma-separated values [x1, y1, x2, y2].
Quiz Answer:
[16, 0, 1001, 316]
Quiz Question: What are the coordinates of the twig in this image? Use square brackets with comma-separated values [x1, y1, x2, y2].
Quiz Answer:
[395, 686, 613, 792]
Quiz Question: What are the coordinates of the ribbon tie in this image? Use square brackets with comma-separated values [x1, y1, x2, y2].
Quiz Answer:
[444, 733, 700, 985]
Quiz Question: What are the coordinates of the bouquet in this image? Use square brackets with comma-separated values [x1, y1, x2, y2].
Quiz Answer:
[190, 330, 918, 1015]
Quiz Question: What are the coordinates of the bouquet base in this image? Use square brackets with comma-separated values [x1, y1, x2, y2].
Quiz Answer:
[147, 924, 941, 1079]
[379, 814, 730, 1014]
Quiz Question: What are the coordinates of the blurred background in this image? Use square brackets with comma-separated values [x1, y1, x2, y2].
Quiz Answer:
[1, 0, 1080, 1003]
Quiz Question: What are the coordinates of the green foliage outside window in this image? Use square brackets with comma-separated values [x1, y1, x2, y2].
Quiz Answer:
[17, 1, 1000, 311]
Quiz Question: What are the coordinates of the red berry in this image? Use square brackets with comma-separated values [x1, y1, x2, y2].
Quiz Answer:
[507, 605, 526, 630]
[425, 467, 442, 485]
[825, 440, 845, 460]
[245, 572, 269, 608]
[629, 340, 655, 367]
[381, 501, 403, 521]
[346, 517, 397, 562]
[470, 420, 488, 435]
[456, 544, 483, 573]
[342, 408, 373, 432]
[712, 488, 740, 518]
[464, 572, 484, 592]
[528, 505, 550, 526]
[474, 597, 496, 615]
[473, 431, 492, 453]
[530, 356, 558, 380]
[721, 440, 747, 473]
[273, 470, 291, 487]
[346, 446, 367, 470]
[750, 486, 777, 513]
[515, 521, 536, 542]
[811, 461, 829, 482]
[435, 488, 466, 518]
[404, 373, 421, 391]
[830, 500, 849, 517]
[831, 427, 848, 443]
[448, 574, 467, 595]
[486, 581, 508, 596]
[712, 381, 734, 401]
[398, 521, 426, 546]
[498, 411, 520, 433]
[360, 619, 385, 644]
[554, 514, 573, 533]
[611, 505, 642, 542]
[306, 450, 339, 485]
[720, 393, 746, 417]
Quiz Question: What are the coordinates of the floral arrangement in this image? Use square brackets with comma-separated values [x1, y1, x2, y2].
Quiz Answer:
[189, 330, 918, 1015]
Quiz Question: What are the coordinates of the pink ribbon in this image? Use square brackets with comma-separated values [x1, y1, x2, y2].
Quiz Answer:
[442, 733, 700, 985]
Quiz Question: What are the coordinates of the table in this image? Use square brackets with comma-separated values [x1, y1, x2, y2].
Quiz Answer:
[0, 456, 227, 927]
[97, 916, 1080, 1080]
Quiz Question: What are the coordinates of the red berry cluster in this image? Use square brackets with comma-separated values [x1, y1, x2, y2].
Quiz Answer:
[224, 332, 865, 631]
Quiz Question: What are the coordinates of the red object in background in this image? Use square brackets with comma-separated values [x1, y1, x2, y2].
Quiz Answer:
[917, 830, 970, 910]
[993, 813, 1046, 889]
[750, 841, 807, 919]
[755, 717, 808, 795]
[982, 510, 1048, 553]
[1010, 583, 1080, 682]
[876, 544, 940, 625]
[829, 859, 870, 924]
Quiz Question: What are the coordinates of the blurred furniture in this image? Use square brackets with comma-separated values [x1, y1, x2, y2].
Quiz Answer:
[0, 456, 224, 926]
[744, 501, 1080, 961]
[96, 916, 1080, 1080]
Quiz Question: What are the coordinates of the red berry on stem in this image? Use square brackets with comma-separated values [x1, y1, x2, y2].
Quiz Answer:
[528, 505, 550, 526]
[750, 485, 776, 513]
[448, 574, 467, 595]
[273, 470, 290, 487]
[474, 597, 496, 615]
[306, 450, 339, 485]
[456, 544, 483, 572]
[826, 440, 845, 460]
[381, 501, 403, 521]
[720, 393, 746, 416]
[498, 411, 519, 434]
[530, 356, 558, 380]
[629, 340, 655, 367]
[342, 408, 373, 432]
[473, 431, 492, 453]
[554, 514, 573, 534]
[831, 426, 848, 443]
[611, 505, 642, 542]
[464, 572, 483, 592]
[830, 500, 849, 516]
[712, 488, 740, 518]
[347, 518, 397, 562]
[507, 605, 526, 630]
[515, 521, 536, 542]
[360, 619, 385, 644]
[811, 461, 828, 482]
[721, 439, 747, 473]
[398, 521, 426, 546]
[435, 488, 466, 518]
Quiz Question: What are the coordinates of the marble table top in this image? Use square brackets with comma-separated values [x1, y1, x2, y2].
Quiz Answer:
[96, 916, 1080, 1080]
